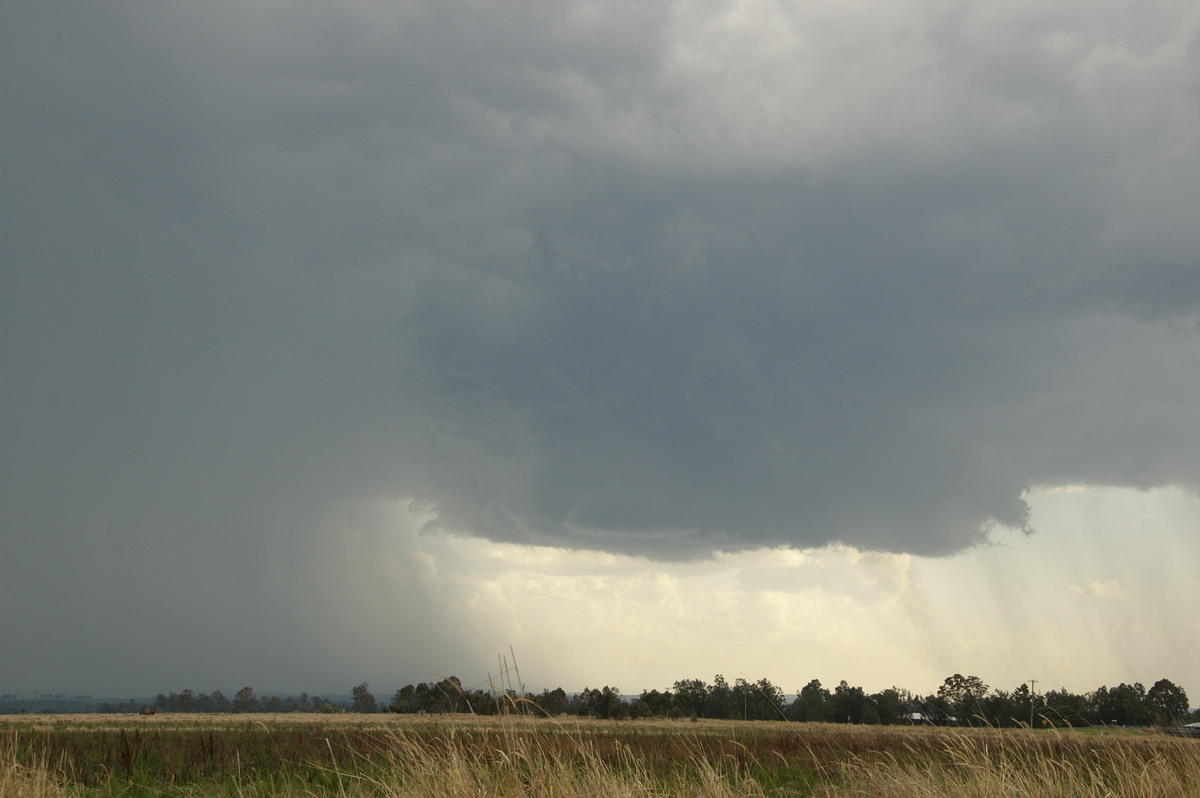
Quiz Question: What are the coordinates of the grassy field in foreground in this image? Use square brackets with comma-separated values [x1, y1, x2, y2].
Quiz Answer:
[2, 713, 1199, 796]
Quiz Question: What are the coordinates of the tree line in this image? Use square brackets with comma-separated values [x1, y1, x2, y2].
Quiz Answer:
[107, 687, 343, 715]
[118, 674, 1196, 727]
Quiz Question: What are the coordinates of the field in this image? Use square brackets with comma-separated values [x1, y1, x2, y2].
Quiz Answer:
[2, 713, 1199, 796]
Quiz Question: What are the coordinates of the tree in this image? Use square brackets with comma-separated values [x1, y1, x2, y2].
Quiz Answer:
[748, 677, 786, 721]
[871, 687, 912, 725]
[672, 679, 708, 718]
[830, 681, 876, 724]
[413, 682, 435, 713]
[351, 682, 377, 713]
[976, 689, 1010, 727]
[390, 685, 416, 713]
[209, 690, 231, 713]
[465, 688, 498, 715]
[632, 689, 675, 718]
[232, 686, 258, 713]
[536, 687, 569, 716]
[432, 677, 465, 713]
[1006, 683, 1034, 728]
[918, 693, 953, 725]
[707, 675, 735, 719]
[730, 679, 751, 720]
[573, 686, 626, 719]
[789, 679, 830, 722]
[1146, 679, 1189, 725]
[937, 674, 989, 725]
[1041, 687, 1087, 727]
[1089, 683, 1149, 726]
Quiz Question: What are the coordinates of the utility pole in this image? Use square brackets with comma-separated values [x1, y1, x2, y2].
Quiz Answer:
[1029, 680, 1037, 728]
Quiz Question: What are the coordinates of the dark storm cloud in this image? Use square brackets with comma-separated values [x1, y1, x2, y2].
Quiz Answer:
[2, 1, 1199, 689]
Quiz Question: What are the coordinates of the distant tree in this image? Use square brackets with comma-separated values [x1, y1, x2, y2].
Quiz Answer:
[232, 686, 258, 713]
[199, 691, 216, 712]
[830, 681, 876, 724]
[1089, 683, 1149, 726]
[917, 693, 953, 725]
[1111, 682, 1150, 726]
[390, 685, 416, 713]
[432, 677, 464, 713]
[351, 682, 377, 713]
[209, 690, 231, 713]
[1146, 679, 1189, 725]
[1005, 683, 1034, 728]
[707, 675, 736, 719]
[672, 679, 709, 718]
[937, 674, 989, 725]
[414, 682, 435, 713]
[730, 679, 751, 720]
[978, 689, 1014, 727]
[631, 689, 673, 719]
[735, 677, 785, 721]
[1041, 687, 1087, 727]
[573, 686, 626, 719]
[789, 679, 830, 722]
[536, 687, 569, 716]
[463, 688, 497, 715]
[177, 689, 196, 713]
[871, 687, 912, 725]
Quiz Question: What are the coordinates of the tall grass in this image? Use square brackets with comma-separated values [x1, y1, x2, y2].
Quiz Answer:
[821, 727, 1200, 797]
[1, 742, 69, 798]
[2, 715, 1199, 796]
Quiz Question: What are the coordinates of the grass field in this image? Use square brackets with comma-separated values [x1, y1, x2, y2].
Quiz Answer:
[2, 713, 1199, 796]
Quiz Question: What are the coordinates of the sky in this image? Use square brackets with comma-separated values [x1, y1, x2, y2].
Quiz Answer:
[2, 0, 1198, 700]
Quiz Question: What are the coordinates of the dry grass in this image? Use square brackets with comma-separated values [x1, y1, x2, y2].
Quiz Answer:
[1, 714, 1198, 796]
[821, 728, 1200, 797]
[0, 746, 68, 798]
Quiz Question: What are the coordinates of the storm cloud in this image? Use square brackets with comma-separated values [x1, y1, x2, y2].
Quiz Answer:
[3, 1, 1199, 691]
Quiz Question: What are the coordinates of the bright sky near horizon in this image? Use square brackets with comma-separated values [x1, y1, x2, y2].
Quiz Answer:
[318, 486, 1200, 699]
[2, 1, 1199, 699]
